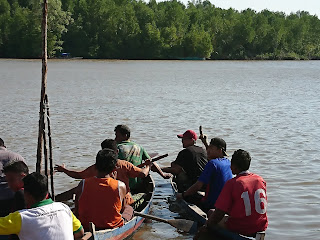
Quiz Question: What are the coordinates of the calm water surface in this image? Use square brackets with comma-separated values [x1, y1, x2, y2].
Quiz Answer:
[1, 59, 320, 239]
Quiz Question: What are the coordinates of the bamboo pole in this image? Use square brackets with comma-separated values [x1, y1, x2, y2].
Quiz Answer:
[45, 94, 55, 200]
[36, 0, 48, 173]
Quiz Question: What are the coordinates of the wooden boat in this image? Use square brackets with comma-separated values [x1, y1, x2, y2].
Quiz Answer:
[170, 178, 265, 240]
[170, 177, 207, 225]
[81, 174, 155, 240]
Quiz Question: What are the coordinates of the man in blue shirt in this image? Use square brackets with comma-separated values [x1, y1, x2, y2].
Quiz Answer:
[177, 137, 232, 213]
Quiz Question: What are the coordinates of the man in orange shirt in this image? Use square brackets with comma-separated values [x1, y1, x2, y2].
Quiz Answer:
[75, 148, 132, 230]
[55, 139, 151, 203]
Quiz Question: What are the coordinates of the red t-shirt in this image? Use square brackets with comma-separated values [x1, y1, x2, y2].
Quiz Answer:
[215, 172, 268, 236]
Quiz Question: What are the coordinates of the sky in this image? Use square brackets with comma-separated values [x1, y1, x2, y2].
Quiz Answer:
[168, 0, 320, 17]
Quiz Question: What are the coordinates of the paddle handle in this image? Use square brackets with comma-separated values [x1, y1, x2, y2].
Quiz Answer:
[137, 153, 168, 168]
[134, 211, 169, 224]
[199, 125, 209, 148]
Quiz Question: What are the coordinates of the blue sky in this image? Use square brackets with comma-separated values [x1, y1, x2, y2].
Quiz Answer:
[164, 0, 320, 17]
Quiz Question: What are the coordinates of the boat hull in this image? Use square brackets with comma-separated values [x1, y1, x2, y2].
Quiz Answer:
[170, 177, 207, 225]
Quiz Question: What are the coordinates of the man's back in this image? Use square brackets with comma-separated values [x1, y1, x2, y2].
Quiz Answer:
[198, 157, 232, 210]
[117, 141, 150, 166]
[117, 141, 150, 190]
[78, 177, 123, 230]
[215, 172, 268, 236]
[0, 200, 79, 240]
[173, 145, 208, 184]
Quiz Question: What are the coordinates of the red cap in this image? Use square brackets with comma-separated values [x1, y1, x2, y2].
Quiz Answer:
[177, 130, 197, 141]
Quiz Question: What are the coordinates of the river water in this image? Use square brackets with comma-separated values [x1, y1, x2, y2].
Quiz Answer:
[1, 59, 320, 239]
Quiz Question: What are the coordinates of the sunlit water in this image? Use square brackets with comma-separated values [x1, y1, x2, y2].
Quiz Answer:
[1, 59, 320, 239]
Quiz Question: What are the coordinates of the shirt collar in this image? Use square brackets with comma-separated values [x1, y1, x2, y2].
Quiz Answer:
[31, 198, 54, 208]
[238, 170, 250, 175]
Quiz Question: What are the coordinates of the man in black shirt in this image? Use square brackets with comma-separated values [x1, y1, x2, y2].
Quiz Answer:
[153, 130, 208, 192]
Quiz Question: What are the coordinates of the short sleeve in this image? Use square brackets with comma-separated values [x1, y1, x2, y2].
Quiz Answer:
[71, 212, 83, 233]
[198, 162, 215, 184]
[0, 211, 22, 235]
[141, 147, 150, 160]
[214, 179, 233, 213]
[172, 149, 188, 167]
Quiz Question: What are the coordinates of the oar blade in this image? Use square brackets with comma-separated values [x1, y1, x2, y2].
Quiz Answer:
[168, 219, 198, 233]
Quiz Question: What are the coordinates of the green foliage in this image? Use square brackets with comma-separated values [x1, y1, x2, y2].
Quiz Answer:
[0, 0, 320, 59]
[0, 0, 71, 58]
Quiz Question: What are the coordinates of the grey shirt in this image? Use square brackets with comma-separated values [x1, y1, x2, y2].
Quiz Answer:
[0, 146, 25, 200]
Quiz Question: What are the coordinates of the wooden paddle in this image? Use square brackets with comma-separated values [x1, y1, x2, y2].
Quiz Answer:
[134, 211, 197, 233]
[137, 153, 169, 168]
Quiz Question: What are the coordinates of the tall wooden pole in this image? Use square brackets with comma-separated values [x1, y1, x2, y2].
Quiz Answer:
[36, 0, 48, 173]
[45, 95, 55, 200]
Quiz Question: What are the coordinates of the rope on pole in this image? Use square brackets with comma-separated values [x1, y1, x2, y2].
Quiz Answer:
[37, 0, 54, 199]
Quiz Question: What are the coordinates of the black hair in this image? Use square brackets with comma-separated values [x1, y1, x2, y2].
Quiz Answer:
[23, 172, 48, 202]
[114, 125, 130, 138]
[4, 161, 29, 175]
[95, 148, 117, 174]
[101, 139, 117, 151]
[0, 138, 4, 146]
[231, 149, 251, 172]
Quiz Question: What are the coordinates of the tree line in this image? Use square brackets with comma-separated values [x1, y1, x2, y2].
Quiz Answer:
[1, 0, 320, 60]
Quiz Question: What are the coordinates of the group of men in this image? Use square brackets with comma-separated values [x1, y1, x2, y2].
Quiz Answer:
[0, 124, 268, 239]
[154, 129, 268, 239]
[0, 125, 152, 239]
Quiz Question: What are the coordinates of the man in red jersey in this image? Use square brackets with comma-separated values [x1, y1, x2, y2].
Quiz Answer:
[197, 149, 268, 239]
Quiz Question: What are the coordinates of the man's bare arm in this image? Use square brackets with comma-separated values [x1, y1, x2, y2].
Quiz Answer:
[55, 164, 96, 179]
[177, 180, 204, 199]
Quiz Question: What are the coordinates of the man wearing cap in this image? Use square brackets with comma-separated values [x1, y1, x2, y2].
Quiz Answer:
[156, 130, 207, 192]
[177, 137, 233, 213]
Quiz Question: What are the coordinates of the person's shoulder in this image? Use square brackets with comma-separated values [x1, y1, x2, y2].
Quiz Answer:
[219, 157, 231, 165]
[185, 145, 201, 152]
[118, 140, 131, 146]
[250, 173, 266, 183]
[53, 201, 74, 213]
[189, 145, 207, 154]
[7, 150, 25, 162]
